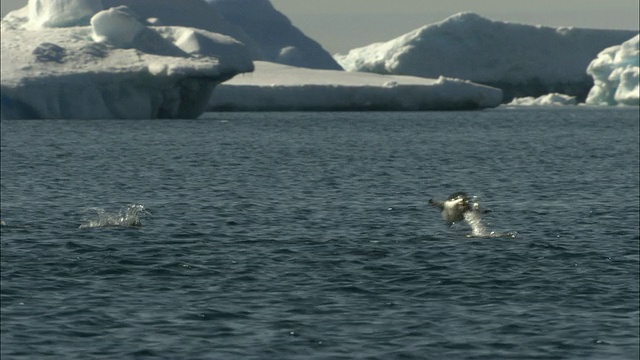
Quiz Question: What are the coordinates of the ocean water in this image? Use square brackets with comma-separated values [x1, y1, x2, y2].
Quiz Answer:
[1, 107, 638, 359]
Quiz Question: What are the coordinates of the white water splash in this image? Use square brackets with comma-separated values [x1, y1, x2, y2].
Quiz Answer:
[464, 208, 488, 236]
[463, 200, 517, 239]
[79, 204, 148, 229]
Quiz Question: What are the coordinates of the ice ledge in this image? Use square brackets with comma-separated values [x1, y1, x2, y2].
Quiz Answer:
[209, 62, 503, 111]
[1, 6, 253, 119]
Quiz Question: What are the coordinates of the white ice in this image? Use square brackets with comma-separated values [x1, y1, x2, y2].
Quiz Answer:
[335, 12, 638, 102]
[4, 2, 635, 118]
[90, 0, 340, 70]
[99, 0, 264, 60]
[586, 35, 639, 106]
[507, 93, 577, 106]
[1, 1, 253, 119]
[209, 61, 503, 111]
[91, 6, 147, 48]
[205, 0, 342, 70]
[29, 0, 102, 28]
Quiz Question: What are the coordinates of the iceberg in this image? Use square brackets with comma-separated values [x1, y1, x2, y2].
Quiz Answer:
[99, 0, 264, 60]
[507, 93, 577, 106]
[97, 0, 341, 70]
[335, 12, 638, 103]
[205, 0, 342, 70]
[1, 0, 253, 119]
[209, 61, 503, 111]
[29, 0, 103, 28]
[586, 35, 639, 106]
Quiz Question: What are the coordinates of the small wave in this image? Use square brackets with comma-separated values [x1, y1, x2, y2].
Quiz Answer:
[79, 204, 148, 229]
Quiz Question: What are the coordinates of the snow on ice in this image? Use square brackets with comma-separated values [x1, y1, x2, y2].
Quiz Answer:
[2, 1, 637, 119]
[28, 0, 102, 28]
[205, 0, 342, 70]
[586, 35, 639, 106]
[209, 61, 502, 111]
[507, 93, 577, 106]
[1, 0, 253, 119]
[335, 12, 637, 102]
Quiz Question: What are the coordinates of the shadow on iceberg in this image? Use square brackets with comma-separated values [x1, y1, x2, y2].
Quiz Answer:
[1, 3, 253, 119]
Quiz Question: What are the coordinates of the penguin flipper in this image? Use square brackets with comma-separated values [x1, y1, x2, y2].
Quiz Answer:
[429, 199, 444, 209]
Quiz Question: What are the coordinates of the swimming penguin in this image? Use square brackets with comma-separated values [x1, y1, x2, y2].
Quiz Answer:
[429, 192, 491, 226]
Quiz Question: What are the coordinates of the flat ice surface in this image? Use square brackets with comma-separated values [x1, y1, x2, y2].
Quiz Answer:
[209, 61, 503, 111]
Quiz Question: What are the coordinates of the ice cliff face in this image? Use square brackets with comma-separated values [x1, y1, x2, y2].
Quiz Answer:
[335, 12, 638, 102]
[586, 35, 639, 106]
[1, 0, 253, 119]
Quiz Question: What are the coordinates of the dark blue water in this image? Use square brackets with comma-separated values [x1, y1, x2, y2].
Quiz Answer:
[1, 108, 639, 359]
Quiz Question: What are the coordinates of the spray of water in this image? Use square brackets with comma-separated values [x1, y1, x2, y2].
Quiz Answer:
[463, 199, 517, 238]
[464, 208, 488, 236]
[79, 204, 148, 229]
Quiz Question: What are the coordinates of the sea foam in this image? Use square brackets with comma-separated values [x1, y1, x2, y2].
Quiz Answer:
[79, 204, 148, 228]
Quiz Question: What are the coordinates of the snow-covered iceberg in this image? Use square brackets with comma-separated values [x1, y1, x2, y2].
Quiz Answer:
[206, 0, 342, 70]
[98, 0, 263, 60]
[335, 12, 638, 102]
[1, 1, 253, 119]
[507, 93, 577, 106]
[96, 0, 341, 70]
[586, 35, 639, 106]
[209, 61, 503, 111]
